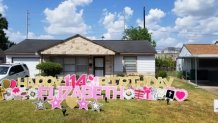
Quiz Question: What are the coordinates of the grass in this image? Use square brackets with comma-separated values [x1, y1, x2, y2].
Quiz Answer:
[0, 79, 218, 123]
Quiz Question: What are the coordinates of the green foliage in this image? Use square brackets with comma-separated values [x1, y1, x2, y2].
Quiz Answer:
[116, 73, 126, 77]
[0, 14, 15, 50]
[122, 26, 156, 47]
[177, 71, 184, 79]
[36, 62, 63, 76]
[155, 57, 176, 71]
[156, 70, 167, 78]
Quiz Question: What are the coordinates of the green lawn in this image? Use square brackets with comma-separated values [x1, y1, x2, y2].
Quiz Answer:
[0, 80, 218, 123]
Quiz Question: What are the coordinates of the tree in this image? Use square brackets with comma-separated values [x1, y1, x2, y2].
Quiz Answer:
[0, 13, 15, 50]
[123, 26, 156, 47]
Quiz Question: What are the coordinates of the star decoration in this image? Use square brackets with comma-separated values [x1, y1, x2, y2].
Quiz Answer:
[90, 101, 103, 112]
[49, 97, 63, 110]
[78, 98, 89, 110]
[34, 99, 46, 110]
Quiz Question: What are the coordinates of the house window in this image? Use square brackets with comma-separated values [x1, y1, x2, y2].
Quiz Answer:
[63, 57, 76, 75]
[123, 56, 137, 73]
[76, 57, 89, 75]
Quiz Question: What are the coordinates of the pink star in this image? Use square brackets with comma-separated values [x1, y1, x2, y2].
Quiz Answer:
[49, 97, 63, 110]
[78, 98, 89, 110]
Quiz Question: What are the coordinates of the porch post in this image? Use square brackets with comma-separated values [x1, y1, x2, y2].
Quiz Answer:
[195, 57, 198, 86]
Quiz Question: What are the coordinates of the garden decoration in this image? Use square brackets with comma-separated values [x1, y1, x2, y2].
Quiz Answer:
[49, 96, 63, 110]
[0, 74, 188, 113]
[78, 98, 90, 110]
[90, 100, 103, 112]
[65, 96, 78, 109]
[174, 89, 188, 102]
[34, 99, 46, 110]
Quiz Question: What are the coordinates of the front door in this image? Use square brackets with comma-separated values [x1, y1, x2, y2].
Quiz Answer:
[94, 57, 105, 76]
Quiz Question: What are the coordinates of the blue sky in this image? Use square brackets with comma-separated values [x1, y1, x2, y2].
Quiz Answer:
[1, 0, 218, 50]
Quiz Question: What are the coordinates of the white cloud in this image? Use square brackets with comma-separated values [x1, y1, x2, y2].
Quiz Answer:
[173, 0, 218, 45]
[5, 29, 54, 43]
[101, 6, 133, 40]
[145, 9, 165, 26]
[124, 6, 133, 17]
[173, 0, 218, 17]
[0, 0, 7, 16]
[136, 1, 218, 49]
[136, 8, 180, 49]
[44, 0, 92, 35]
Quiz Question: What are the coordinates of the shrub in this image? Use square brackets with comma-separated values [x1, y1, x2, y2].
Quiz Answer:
[116, 73, 126, 77]
[156, 71, 167, 78]
[177, 71, 183, 79]
[36, 62, 63, 76]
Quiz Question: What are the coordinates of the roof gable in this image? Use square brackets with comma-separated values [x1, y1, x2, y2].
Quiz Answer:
[41, 36, 115, 55]
[179, 46, 191, 57]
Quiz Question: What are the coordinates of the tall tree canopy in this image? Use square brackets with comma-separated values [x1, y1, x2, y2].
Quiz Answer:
[0, 13, 15, 50]
[123, 26, 156, 47]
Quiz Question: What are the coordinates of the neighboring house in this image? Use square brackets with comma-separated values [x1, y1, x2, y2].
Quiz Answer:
[0, 49, 5, 63]
[4, 34, 156, 77]
[156, 47, 180, 61]
[177, 44, 218, 83]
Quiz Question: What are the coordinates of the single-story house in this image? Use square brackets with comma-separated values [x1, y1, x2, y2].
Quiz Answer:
[0, 49, 5, 63]
[4, 34, 156, 77]
[177, 44, 218, 85]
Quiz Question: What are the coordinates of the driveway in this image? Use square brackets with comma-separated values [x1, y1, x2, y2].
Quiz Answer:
[187, 80, 218, 95]
[199, 86, 218, 95]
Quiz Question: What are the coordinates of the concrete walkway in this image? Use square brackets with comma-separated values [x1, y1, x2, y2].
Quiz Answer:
[199, 86, 218, 96]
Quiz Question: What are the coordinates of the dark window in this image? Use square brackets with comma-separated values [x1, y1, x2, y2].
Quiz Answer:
[123, 56, 137, 73]
[9, 66, 17, 75]
[0, 66, 9, 75]
[23, 64, 28, 70]
[9, 65, 24, 75]
[16, 65, 24, 73]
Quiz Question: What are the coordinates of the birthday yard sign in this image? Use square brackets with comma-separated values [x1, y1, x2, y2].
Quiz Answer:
[0, 74, 188, 112]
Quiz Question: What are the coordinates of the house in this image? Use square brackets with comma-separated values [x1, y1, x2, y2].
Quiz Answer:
[156, 47, 180, 61]
[0, 49, 5, 63]
[4, 34, 156, 77]
[177, 44, 218, 85]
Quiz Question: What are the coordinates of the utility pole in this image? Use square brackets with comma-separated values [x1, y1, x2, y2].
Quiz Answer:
[26, 10, 29, 39]
[143, 6, 146, 29]
[123, 9, 126, 31]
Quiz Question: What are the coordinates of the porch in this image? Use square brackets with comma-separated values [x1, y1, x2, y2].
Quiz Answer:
[178, 57, 218, 86]
[42, 55, 114, 77]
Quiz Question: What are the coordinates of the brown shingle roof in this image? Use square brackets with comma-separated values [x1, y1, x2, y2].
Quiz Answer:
[185, 44, 218, 55]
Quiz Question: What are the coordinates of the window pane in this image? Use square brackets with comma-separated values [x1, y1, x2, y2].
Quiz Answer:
[64, 57, 75, 64]
[76, 65, 88, 72]
[76, 57, 88, 65]
[52, 57, 63, 64]
[95, 58, 104, 67]
[64, 65, 75, 72]
[123, 56, 137, 73]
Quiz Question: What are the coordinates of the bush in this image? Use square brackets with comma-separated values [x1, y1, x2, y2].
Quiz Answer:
[36, 62, 63, 76]
[177, 71, 183, 79]
[156, 71, 167, 78]
[116, 73, 126, 77]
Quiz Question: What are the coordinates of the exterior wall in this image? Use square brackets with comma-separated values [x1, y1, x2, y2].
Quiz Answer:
[105, 55, 114, 77]
[177, 46, 192, 71]
[5, 54, 41, 77]
[113, 54, 155, 76]
[137, 55, 155, 76]
[114, 55, 123, 73]
[179, 46, 191, 57]
[6, 54, 40, 63]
